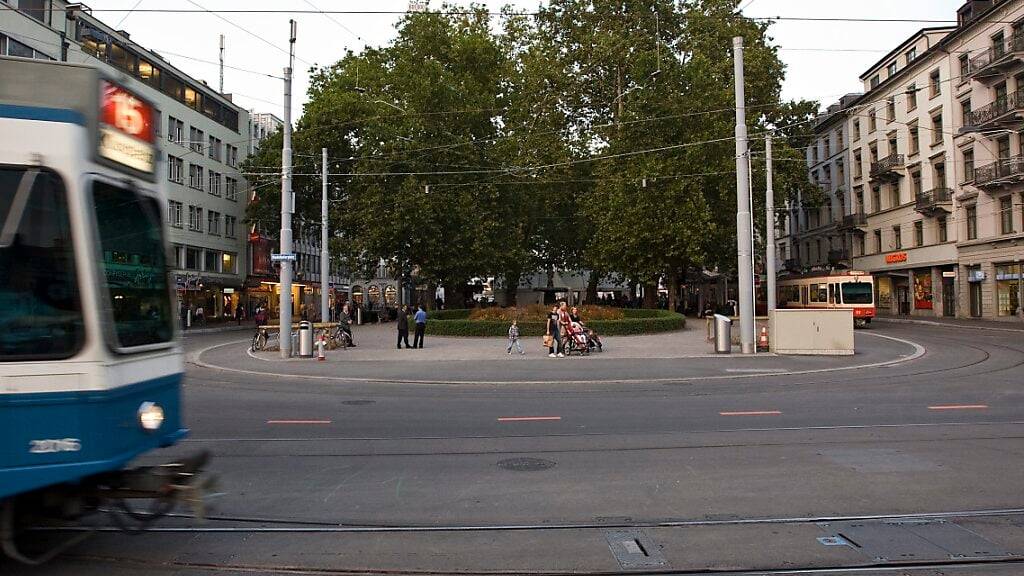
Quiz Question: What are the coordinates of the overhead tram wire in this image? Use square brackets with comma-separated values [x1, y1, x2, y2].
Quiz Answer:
[302, 0, 364, 45]
[182, 0, 314, 68]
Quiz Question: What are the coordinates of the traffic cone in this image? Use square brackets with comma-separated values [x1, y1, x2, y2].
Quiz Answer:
[757, 326, 770, 352]
[317, 334, 326, 361]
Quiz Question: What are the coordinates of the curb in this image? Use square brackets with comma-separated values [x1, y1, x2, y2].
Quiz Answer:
[188, 332, 926, 387]
[874, 317, 1024, 333]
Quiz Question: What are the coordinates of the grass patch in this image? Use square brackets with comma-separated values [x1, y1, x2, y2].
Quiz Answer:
[425, 308, 685, 337]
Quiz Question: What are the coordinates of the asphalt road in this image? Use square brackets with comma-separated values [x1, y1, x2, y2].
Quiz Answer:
[8, 322, 1024, 575]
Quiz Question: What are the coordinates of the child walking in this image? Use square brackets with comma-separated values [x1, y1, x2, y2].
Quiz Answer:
[507, 319, 524, 355]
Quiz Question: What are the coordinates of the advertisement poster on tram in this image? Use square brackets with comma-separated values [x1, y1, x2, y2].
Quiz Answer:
[914, 272, 933, 309]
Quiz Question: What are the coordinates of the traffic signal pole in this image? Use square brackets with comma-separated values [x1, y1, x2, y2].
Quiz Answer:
[733, 36, 755, 354]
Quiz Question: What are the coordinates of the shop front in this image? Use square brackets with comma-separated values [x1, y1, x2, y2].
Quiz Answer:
[850, 244, 957, 318]
[995, 263, 1022, 318]
[958, 238, 1024, 321]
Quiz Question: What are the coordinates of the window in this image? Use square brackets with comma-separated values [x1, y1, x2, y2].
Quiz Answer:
[208, 136, 222, 161]
[17, 0, 48, 23]
[907, 84, 917, 111]
[874, 229, 883, 253]
[225, 177, 238, 201]
[227, 145, 239, 168]
[998, 136, 1011, 160]
[993, 31, 1006, 58]
[855, 187, 864, 212]
[842, 282, 873, 305]
[222, 252, 237, 274]
[906, 47, 917, 63]
[1000, 196, 1014, 234]
[887, 61, 898, 77]
[137, 59, 160, 88]
[959, 54, 969, 81]
[824, 137, 831, 158]
[934, 163, 946, 188]
[893, 225, 902, 249]
[167, 156, 184, 184]
[914, 221, 924, 246]
[0, 168, 83, 360]
[868, 109, 877, 132]
[189, 127, 204, 153]
[172, 245, 184, 269]
[853, 119, 861, 141]
[930, 69, 941, 97]
[870, 75, 880, 89]
[189, 164, 204, 191]
[188, 205, 203, 231]
[186, 247, 200, 270]
[208, 171, 221, 196]
[91, 181, 173, 348]
[853, 150, 862, 178]
[207, 210, 220, 235]
[168, 117, 184, 144]
[891, 182, 901, 208]
[961, 99, 972, 128]
[225, 215, 237, 238]
[836, 127, 843, 147]
[204, 250, 218, 272]
[911, 171, 922, 203]
[967, 205, 978, 240]
[887, 96, 896, 121]
[938, 216, 948, 242]
[185, 87, 200, 111]
[908, 121, 920, 155]
[931, 113, 943, 145]
[872, 186, 881, 213]
[963, 148, 975, 182]
[167, 200, 183, 227]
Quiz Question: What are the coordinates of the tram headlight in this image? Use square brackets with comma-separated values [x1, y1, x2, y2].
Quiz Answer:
[137, 401, 165, 432]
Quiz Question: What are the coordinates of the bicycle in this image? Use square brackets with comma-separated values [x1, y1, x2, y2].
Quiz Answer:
[250, 327, 268, 352]
[329, 323, 353, 349]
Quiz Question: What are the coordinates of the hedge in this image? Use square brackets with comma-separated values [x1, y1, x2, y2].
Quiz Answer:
[424, 309, 685, 337]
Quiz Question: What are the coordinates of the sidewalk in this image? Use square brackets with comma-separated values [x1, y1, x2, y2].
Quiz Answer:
[874, 314, 1024, 332]
[181, 320, 257, 336]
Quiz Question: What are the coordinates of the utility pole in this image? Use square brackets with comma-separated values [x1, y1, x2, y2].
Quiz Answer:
[279, 20, 296, 358]
[766, 134, 776, 313]
[218, 34, 225, 93]
[733, 36, 755, 354]
[321, 148, 330, 324]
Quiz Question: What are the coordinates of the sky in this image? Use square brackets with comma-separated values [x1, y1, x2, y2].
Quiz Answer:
[81, 0, 965, 120]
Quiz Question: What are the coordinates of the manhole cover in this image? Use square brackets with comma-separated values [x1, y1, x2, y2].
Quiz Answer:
[341, 400, 375, 406]
[497, 457, 556, 472]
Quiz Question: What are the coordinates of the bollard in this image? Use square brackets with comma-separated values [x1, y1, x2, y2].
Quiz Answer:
[317, 333, 326, 361]
[713, 314, 732, 354]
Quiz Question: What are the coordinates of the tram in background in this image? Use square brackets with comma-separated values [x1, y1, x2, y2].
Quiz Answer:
[0, 56, 206, 563]
[777, 270, 877, 328]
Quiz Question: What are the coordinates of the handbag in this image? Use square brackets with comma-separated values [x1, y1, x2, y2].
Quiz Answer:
[543, 334, 553, 348]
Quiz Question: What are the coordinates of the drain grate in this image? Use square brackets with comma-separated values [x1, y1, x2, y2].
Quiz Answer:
[496, 457, 556, 472]
[817, 520, 1014, 562]
[341, 400, 376, 406]
[604, 529, 668, 569]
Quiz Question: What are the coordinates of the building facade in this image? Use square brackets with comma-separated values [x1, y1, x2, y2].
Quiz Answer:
[249, 112, 283, 154]
[796, 0, 1024, 322]
[1, 0, 252, 323]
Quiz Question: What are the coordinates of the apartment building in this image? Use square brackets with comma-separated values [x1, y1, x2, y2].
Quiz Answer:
[1, 0, 251, 322]
[249, 111, 283, 154]
[780, 95, 860, 272]
[949, 0, 1024, 320]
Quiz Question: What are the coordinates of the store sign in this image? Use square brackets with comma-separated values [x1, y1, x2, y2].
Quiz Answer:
[969, 270, 986, 283]
[98, 81, 156, 174]
[942, 271, 956, 278]
[885, 252, 908, 264]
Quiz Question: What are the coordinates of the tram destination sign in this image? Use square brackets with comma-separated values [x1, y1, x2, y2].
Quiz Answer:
[98, 81, 157, 176]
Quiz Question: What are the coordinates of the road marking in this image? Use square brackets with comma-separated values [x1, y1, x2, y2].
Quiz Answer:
[928, 404, 989, 411]
[724, 368, 786, 373]
[497, 416, 562, 422]
[266, 420, 332, 425]
[719, 410, 782, 416]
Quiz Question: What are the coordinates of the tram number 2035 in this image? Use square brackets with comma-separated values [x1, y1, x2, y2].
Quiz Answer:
[28, 439, 83, 454]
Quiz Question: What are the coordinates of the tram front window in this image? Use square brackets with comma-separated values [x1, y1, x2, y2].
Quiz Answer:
[91, 181, 173, 348]
[0, 168, 83, 360]
[841, 282, 873, 305]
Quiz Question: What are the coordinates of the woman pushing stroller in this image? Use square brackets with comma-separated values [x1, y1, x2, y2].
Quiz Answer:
[569, 305, 603, 352]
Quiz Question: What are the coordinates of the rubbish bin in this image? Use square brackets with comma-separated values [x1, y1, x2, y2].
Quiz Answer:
[298, 321, 314, 358]
[713, 314, 732, 354]
[356, 307, 363, 326]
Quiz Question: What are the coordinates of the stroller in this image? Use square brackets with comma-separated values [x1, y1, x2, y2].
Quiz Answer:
[563, 322, 591, 356]
[585, 326, 603, 352]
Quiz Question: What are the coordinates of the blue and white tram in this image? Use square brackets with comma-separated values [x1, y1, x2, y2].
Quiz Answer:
[0, 56, 203, 559]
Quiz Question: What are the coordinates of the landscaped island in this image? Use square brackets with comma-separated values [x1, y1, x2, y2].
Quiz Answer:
[427, 305, 685, 337]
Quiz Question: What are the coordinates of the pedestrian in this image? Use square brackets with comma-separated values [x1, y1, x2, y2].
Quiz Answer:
[235, 304, 243, 325]
[412, 304, 427, 348]
[397, 305, 411, 349]
[506, 319, 524, 355]
[195, 304, 205, 327]
[546, 304, 562, 358]
[340, 302, 356, 347]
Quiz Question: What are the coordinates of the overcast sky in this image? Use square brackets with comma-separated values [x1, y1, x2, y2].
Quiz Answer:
[85, 0, 964, 120]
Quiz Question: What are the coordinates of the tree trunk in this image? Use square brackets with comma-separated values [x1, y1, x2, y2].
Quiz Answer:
[642, 281, 658, 309]
[425, 282, 438, 310]
[585, 270, 600, 304]
[444, 281, 464, 309]
[667, 270, 678, 313]
[504, 270, 520, 308]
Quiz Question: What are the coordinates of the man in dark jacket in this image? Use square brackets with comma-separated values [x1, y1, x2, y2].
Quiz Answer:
[397, 306, 411, 349]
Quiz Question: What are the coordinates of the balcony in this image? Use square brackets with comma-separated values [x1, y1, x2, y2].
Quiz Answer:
[840, 211, 868, 233]
[969, 34, 1024, 82]
[962, 88, 1024, 132]
[973, 157, 1024, 188]
[869, 153, 904, 183]
[914, 187, 953, 216]
[827, 249, 849, 265]
[783, 258, 802, 271]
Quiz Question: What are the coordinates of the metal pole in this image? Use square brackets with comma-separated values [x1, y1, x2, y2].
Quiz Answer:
[766, 134, 777, 313]
[279, 20, 296, 358]
[321, 148, 329, 324]
[219, 34, 225, 94]
[733, 36, 755, 354]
